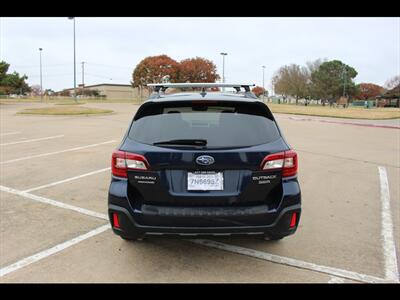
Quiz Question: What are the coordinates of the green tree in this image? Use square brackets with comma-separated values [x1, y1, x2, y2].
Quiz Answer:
[76, 89, 100, 97]
[57, 89, 71, 97]
[305, 58, 327, 100]
[44, 89, 55, 96]
[0, 61, 9, 82]
[0, 61, 31, 95]
[310, 60, 358, 104]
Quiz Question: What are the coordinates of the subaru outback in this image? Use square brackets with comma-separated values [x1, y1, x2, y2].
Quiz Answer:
[108, 83, 301, 241]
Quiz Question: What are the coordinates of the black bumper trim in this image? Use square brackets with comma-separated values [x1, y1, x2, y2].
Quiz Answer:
[141, 203, 271, 217]
[109, 203, 301, 234]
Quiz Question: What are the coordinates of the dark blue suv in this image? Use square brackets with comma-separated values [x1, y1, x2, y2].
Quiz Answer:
[108, 83, 301, 241]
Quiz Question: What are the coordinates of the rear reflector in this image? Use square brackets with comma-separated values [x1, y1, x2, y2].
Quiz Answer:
[113, 213, 120, 228]
[289, 212, 297, 228]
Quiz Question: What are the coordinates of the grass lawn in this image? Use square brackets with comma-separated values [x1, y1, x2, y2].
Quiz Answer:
[17, 106, 114, 116]
[4, 97, 400, 120]
[1, 97, 143, 104]
[267, 103, 400, 120]
[55, 101, 86, 105]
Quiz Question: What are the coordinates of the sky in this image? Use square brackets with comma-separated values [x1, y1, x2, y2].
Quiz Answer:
[0, 17, 399, 92]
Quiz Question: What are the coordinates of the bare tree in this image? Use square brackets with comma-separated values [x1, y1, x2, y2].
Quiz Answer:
[305, 58, 327, 75]
[384, 75, 400, 90]
[272, 64, 309, 104]
[30, 85, 41, 97]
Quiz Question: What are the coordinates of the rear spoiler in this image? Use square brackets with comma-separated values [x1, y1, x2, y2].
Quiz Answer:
[146, 83, 257, 99]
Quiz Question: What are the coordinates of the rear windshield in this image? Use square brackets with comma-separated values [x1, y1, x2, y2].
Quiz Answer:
[128, 102, 281, 148]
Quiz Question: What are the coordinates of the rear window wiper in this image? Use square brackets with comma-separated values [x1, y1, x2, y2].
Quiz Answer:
[153, 139, 207, 146]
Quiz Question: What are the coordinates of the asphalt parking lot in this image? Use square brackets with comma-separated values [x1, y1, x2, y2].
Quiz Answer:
[0, 102, 399, 283]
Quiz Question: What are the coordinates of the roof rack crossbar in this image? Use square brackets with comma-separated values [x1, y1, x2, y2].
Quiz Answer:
[147, 83, 256, 98]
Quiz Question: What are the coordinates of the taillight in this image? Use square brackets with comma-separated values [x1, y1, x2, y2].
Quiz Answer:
[111, 150, 149, 178]
[261, 150, 298, 178]
[282, 150, 298, 177]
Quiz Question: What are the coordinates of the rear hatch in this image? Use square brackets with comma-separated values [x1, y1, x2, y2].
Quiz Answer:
[120, 99, 289, 208]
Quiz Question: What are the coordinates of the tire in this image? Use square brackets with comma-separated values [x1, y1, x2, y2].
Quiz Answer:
[264, 234, 284, 241]
[120, 234, 144, 241]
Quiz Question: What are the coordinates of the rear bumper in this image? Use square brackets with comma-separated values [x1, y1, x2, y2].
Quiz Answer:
[109, 203, 300, 237]
[108, 178, 301, 238]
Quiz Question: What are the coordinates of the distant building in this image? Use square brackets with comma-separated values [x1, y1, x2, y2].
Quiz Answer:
[376, 84, 400, 108]
[61, 83, 149, 100]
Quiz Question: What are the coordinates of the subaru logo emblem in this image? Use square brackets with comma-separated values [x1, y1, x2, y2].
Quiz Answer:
[196, 155, 215, 166]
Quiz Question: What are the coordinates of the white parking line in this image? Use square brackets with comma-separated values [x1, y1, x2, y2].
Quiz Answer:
[378, 166, 399, 282]
[0, 131, 21, 136]
[23, 167, 111, 193]
[0, 135, 64, 146]
[328, 276, 346, 283]
[189, 239, 393, 283]
[0, 185, 108, 220]
[0, 140, 116, 165]
[1, 165, 396, 283]
[0, 224, 110, 277]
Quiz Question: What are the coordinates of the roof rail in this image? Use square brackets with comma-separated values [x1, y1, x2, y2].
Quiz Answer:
[146, 83, 257, 99]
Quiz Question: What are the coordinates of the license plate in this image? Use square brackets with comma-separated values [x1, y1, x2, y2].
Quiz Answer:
[187, 171, 224, 191]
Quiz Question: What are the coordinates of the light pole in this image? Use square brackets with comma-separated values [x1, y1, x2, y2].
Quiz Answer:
[81, 61, 85, 95]
[220, 52, 227, 91]
[262, 65, 266, 102]
[68, 17, 77, 101]
[39, 48, 43, 101]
